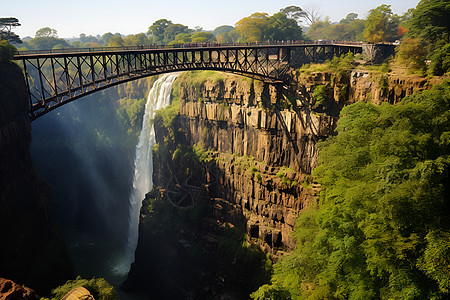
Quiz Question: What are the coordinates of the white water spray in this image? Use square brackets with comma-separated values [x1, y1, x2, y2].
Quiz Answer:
[115, 73, 179, 274]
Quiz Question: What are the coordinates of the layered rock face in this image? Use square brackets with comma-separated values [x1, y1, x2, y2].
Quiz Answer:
[0, 61, 72, 292]
[177, 100, 325, 252]
[173, 71, 441, 255]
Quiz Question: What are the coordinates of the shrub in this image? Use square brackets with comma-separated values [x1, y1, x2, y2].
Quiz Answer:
[430, 42, 450, 76]
[46, 277, 118, 300]
[396, 38, 427, 74]
[313, 85, 327, 106]
[0, 40, 16, 62]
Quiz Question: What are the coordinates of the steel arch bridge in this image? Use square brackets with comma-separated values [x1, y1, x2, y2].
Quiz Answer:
[13, 42, 362, 120]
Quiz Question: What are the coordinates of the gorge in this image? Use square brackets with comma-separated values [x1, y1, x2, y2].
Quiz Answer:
[0, 45, 448, 299]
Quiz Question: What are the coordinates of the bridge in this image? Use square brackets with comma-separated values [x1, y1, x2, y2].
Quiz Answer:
[13, 42, 363, 120]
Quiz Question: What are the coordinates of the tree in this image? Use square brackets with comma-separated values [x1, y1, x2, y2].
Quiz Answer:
[235, 13, 269, 42]
[429, 41, 450, 75]
[216, 30, 239, 43]
[101, 32, 114, 45]
[340, 13, 358, 24]
[27, 36, 70, 50]
[148, 19, 172, 43]
[266, 12, 303, 41]
[123, 33, 149, 46]
[396, 38, 428, 73]
[306, 19, 332, 40]
[307, 15, 365, 41]
[0, 17, 22, 44]
[406, 0, 450, 45]
[364, 4, 399, 43]
[0, 40, 17, 62]
[279, 6, 307, 24]
[162, 23, 190, 44]
[35, 27, 58, 38]
[107, 35, 124, 47]
[190, 31, 215, 43]
[303, 3, 322, 26]
[212, 25, 234, 37]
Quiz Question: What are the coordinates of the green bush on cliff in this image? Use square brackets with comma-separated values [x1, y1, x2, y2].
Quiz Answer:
[253, 80, 450, 299]
[116, 97, 146, 136]
[312, 85, 327, 106]
[0, 40, 16, 62]
[43, 276, 118, 300]
[175, 71, 225, 93]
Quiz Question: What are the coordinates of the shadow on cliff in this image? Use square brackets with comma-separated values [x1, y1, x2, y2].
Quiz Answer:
[0, 48, 72, 293]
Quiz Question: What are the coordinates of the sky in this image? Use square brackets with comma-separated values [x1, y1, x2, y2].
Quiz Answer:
[3, 0, 420, 39]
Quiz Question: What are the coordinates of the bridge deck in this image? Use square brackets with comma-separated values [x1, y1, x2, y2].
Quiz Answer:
[13, 42, 363, 120]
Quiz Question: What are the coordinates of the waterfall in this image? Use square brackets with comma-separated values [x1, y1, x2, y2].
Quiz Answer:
[117, 73, 179, 274]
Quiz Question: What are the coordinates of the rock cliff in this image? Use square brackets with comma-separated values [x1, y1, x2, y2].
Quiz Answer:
[172, 70, 440, 255]
[0, 60, 72, 293]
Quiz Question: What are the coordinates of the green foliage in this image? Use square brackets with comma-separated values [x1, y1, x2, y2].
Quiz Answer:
[46, 276, 118, 300]
[35, 27, 58, 38]
[279, 6, 307, 24]
[265, 13, 303, 41]
[328, 52, 355, 74]
[312, 85, 327, 106]
[306, 15, 365, 41]
[430, 42, 450, 75]
[152, 99, 181, 163]
[275, 166, 296, 187]
[192, 143, 213, 163]
[396, 38, 428, 74]
[212, 25, 235, 37]
[251, 284, 291, 300]
[0, 40, 16, 62]
[255, 80, 450, 299]
[123, 33, 150, 46]
[190, 31, 215, 43]
[107, 35, 124, 47]
[406, 0, 450, 45]
[417, 231, 450, 293]
[175, 71, 224, 95]
[364, 4, 400, 43]
[154, 99, 180, 131]
[235, 12, 303, 42]
[148, 19, 173, 43]
[116, 97, 146, 136]
[379, 62, 390, 73]
[0, 17, 22, 44]
[235, 13, 270, 42]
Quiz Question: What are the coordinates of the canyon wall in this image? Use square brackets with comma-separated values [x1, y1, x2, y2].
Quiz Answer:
[175, 70, 439, 254]
[0, 60, 72, 293]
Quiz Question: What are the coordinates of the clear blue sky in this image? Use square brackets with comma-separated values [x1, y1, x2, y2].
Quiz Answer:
[3, 0, 419, 38]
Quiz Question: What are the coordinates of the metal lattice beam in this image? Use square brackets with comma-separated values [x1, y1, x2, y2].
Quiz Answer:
[13, 43, 362, 120]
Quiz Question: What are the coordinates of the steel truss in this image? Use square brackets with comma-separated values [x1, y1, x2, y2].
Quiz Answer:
[14, 44, 362, 120]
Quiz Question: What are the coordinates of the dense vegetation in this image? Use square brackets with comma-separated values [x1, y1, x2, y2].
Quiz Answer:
[42, 276, 118, 300]
[252, 80, 450, 299]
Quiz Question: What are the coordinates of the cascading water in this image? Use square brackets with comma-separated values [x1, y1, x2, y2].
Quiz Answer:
[115, 73, 179, 274]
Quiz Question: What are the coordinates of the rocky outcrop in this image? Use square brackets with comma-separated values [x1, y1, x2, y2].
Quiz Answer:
[0, 278, 40, 300]
[0, 60, 72, 292]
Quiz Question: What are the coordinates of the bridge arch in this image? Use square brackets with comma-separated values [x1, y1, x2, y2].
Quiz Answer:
[13, 43, 362, 120]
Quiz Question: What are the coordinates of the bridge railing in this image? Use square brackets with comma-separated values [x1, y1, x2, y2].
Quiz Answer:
[15, 40, 364, 56]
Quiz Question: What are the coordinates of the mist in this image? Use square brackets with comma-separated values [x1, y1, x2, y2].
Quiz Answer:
[30, 90, 136, 284]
